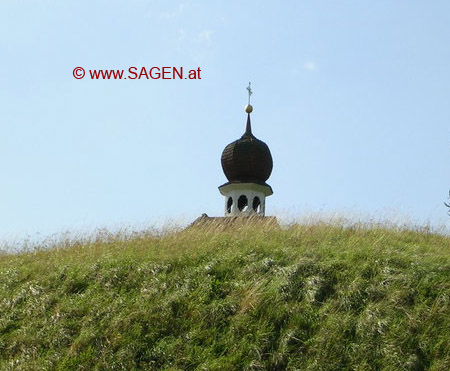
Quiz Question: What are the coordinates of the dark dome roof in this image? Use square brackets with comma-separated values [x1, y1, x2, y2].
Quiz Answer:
[221, 114, 273, 183]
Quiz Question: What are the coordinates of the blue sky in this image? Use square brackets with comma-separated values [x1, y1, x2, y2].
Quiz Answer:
[1, 0, 450, 241]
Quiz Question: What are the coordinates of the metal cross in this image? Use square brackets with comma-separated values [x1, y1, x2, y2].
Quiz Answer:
[246, 82, 253, 105]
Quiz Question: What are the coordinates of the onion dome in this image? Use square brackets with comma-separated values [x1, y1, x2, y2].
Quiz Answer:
[221, 113, 273, 184]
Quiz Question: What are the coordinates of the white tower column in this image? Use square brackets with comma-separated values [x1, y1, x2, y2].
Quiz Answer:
[219, 183, 273, 217]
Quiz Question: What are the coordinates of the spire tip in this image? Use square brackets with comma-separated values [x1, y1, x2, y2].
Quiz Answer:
[245, 82, 253, 113]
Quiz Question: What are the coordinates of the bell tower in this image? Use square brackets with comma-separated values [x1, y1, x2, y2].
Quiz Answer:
[219, 83, 273, 217]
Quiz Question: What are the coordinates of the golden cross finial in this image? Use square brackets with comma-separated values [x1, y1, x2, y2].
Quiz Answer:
[246, 82, 253, 105]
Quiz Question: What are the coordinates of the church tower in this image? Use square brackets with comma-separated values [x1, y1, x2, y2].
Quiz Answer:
[219, 83, 273, 217]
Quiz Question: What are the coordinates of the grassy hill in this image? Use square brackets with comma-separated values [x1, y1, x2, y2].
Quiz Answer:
[1, 221, 450, 370]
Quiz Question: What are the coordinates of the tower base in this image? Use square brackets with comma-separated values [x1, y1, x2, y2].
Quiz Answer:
[189, 213, 279, 230]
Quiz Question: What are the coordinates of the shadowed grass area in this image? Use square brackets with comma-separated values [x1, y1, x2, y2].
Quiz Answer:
[1, 221, 450, 370]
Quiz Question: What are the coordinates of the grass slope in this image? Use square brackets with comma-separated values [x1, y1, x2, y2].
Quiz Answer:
[1, 222, 450, 370]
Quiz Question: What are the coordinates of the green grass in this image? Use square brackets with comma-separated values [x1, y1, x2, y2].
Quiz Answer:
[1, 221, 450, 370]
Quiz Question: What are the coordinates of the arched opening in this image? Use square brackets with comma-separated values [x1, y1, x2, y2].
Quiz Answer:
[253, 197, 261, 213]
[227, 197, 233, 213]
[238, 195, 248, 211]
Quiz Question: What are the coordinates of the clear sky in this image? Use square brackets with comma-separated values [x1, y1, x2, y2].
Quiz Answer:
[1, 0, 450, 242]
